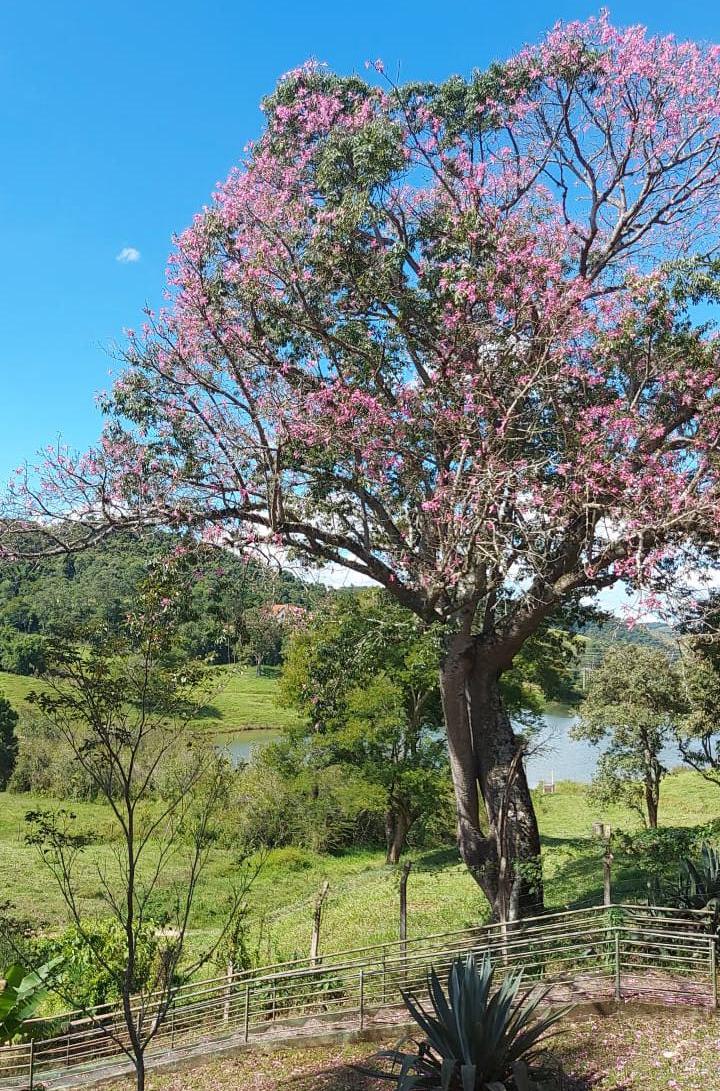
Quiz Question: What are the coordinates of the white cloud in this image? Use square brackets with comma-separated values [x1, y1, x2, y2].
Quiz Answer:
[116, 246, 141, 264]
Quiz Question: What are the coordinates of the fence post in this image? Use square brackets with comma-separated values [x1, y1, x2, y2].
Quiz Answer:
[223, 960, 234, 1024]
[603, 848, 613, 907]
[244, 983, 251, 1043]
[170, 1001, 176, 1049]
[310, 881, 330, 966]
[359, 969, 365, 1030]
[710, 936, 718, 1009]
[614, 929, 621, 1002]
[382, 951, 387, 1004]
[29, 1038, 35, 1091]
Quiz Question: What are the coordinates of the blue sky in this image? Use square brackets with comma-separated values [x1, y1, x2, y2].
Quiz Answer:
[1, 0, 717, 600]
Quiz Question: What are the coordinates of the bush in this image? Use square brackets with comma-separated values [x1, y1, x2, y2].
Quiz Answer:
[612, 825, 720, 901]
[0, 632, 47, 676]
[36, 919, 173, 1010]
[8, 718, 102, 800]
[0, 694, 18, 789]
[227, 744, 388, 854]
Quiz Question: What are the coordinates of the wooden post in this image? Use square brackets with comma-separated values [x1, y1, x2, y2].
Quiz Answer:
[592, 822, 612, 905]
[359, 969, 365, 1030]
[29, 1038, 35, 1091]
[310, 881, 330, 965]
[170, 1002, 176, 1048]
[400, 862, 411, 947]
[223, 960, 234, 1023]
[603, 848, 613, 907]
[400, 861, 411, 984]
[614, 929, 621, 1002]
[710, 937, 718, 1009]
[244, 984, 251, 1042]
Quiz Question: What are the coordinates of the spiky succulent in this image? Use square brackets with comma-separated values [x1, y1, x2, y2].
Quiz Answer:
[377, 953, 567, 1090]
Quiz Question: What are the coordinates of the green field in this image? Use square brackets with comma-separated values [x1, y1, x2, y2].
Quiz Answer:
[0, 665, 300, 736]
[4, 769, 720, 963]
[4, 664, 720, 963]
[189, 665, 300, 735]
[0, 670, 39, 713]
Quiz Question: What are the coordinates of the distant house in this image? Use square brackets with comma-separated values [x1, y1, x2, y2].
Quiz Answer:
[266, 603, 308, 626]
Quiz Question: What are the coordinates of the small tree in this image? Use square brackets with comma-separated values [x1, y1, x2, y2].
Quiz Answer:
[0, 691, 18, 788]
[24, 566, 256, 1091]
[572, 646, 681, 828]
[242, 606, 285, 674]
[281, 591, 448, 862]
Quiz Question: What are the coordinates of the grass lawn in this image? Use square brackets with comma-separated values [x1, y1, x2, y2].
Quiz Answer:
[0, 664, 300, 735]
[0, 669, 40, 712]
[4, 768, 720, 959]
[108, 1008, 720, 1090]
[190, 665, 300, 735]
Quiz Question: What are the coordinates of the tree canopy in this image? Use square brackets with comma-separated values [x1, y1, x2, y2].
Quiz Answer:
[8, 15, 720, 918]
[280, 590, 448, 862]
[573, 646, 682, 828]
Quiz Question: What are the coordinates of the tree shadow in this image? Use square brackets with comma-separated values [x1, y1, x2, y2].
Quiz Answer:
[282, 1061, 385, 1089]
[412, 846, 461, 869]
[554, 1043, 621, 1090]
[190, 703, 222, 721]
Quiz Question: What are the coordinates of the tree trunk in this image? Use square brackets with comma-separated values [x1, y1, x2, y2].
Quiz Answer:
[385, 806, 410, 864]
[645, 781, 659, 829]
[135, 1051, 145, 1091]
[440, 633, 543, 923]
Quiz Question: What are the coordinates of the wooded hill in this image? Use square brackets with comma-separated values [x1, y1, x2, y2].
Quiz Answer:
[0, 531, 324, 674]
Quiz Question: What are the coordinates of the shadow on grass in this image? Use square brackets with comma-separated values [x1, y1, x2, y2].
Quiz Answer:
[283, 1062, 384, 1089]
[282, 1056, 602, 1091]
[554, 1044, 616, 1090]
[412, 846, 461, 870]
[191, 703, 222, 721]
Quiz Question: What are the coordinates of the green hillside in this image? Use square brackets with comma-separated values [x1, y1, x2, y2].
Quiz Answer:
[0, 665, 300, 736]
[191, 665, 300, 734]
[0, 670, 38, 712]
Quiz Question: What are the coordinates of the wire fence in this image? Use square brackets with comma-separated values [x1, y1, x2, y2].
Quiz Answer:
[0, 902, 717, 1089]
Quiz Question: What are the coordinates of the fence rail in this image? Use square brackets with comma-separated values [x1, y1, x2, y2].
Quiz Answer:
[0, 903, 716, 1089]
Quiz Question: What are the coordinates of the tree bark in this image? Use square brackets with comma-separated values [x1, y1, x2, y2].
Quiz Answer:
[135, 1051, 145, 1091]
[439, 632, 543, 923]
[385, 806, 410, 864]
[645, 781, 659, 829]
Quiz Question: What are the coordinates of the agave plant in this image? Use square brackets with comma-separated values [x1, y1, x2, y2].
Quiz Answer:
[678, 843, 720, 910]
[657, 842, 720, 932]
[377, 953, 567, 1091]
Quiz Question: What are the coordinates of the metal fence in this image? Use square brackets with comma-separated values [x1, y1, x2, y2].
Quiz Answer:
[0, 903, 716, 1089]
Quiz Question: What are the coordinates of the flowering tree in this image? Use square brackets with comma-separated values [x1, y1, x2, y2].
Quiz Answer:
[7, 15, 720, 919]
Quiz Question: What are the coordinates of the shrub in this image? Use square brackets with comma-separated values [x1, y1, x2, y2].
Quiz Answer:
[0, 632, 47, 676]
[8, 717, 102, 800]
[0, 694, 18, 789]
[36, 919, 172, 1011]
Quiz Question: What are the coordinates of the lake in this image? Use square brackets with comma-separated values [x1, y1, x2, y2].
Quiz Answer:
[222, 708, 685, 787]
